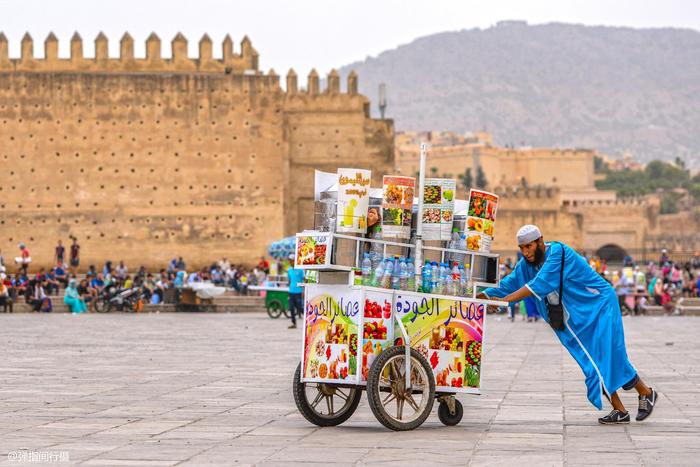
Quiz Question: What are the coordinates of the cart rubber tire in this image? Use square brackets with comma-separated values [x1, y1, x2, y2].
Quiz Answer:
[293, 363, 362, 427]
[266, 299, 284, 319]
[437, 398, 463, 426]
[366, 346, 435, 431]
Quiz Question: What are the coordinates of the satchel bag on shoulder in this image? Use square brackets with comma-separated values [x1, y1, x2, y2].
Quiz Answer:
[545, 243, 566, 331]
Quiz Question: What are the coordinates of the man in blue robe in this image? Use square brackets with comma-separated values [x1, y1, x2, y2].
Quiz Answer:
[480, 225, 657, 424]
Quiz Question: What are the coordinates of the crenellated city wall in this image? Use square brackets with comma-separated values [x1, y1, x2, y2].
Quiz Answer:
[0, 32, 394, 271]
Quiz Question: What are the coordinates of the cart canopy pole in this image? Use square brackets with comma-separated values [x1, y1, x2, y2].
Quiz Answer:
[414, 142, 428, 285]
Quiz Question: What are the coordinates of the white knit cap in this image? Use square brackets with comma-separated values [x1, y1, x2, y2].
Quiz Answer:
[516, 224, 542, 245]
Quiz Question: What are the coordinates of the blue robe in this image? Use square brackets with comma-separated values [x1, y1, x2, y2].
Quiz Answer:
[484, 242, 637, 409]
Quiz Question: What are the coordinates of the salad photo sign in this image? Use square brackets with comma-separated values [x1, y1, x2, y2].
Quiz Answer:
[421, 178, 456, 241]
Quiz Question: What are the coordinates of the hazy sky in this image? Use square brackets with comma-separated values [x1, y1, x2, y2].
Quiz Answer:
[1, 0, 698, 76]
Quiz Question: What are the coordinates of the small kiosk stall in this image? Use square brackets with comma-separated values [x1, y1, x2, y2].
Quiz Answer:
[292, 144, 507, 431]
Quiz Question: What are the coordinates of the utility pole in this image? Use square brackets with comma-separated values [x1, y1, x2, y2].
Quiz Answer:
[378, 83, 387, 119]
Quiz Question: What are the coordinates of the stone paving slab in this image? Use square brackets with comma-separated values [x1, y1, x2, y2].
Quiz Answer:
[0, 313, 698, 466]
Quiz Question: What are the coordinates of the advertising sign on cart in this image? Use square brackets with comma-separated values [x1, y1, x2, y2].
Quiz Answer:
[393, 291, 485, 393]
[360, 288, 395, 382]
[421, 178, 456, 241]
[301, 284, 362, 384]
[336, 168, 371, 233]
[381, 176, 415, 239]
[295, 232, 331, 269]
[465, 189, 499, 253]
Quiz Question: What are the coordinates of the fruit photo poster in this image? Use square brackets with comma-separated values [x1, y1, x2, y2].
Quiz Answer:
[394, 291, 485, 393]
[381, 176, 415, 239]
[360, 289, 394, 382]
[301, 285, 362, 384]
[336, 168, 371, 234]
[421, 178, 456, 241]
[465, 189, 499, 253]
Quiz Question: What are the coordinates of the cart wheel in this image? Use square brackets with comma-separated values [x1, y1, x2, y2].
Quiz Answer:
[266, 299, 284, 319]
[366, 346, 435, 431]
[293, 363, 362, 427]
[437, 398, 463, 426]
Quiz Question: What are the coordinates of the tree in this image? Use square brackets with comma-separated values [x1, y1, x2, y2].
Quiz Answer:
[475, 166, 487, 189]
[660, 192, 681, 214]
[458, 168, 472, 191]
[430, 167, 438, 176]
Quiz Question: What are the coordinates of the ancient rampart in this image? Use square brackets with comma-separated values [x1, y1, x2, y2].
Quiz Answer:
[0, 32, 394, 271]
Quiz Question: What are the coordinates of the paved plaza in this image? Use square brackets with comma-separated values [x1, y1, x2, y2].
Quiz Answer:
[0, 312, 698, 466]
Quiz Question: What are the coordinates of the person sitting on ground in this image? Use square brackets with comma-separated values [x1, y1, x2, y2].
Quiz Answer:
[257, 256, 270, 274]
[31, 280, 52, 312]
[0, 274, 13, 313]
[167, 258, 177, 274]
[102, 260, 113, 279]
[123, 275, 134, 290]
[211, 266, 224, 285]
[77, 279, 96, 312]
[90, 273, 105, 294]
[116, 261, 128, 281]
[187, 271, 201, 284]
[44, 269, 60, 295]
[64, 279, 87, 314]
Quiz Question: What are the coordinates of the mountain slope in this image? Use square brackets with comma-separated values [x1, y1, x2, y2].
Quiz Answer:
[339, 21, 700, 165]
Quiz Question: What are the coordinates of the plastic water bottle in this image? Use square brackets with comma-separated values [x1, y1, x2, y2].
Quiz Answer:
[399, 259, 408, 290]
[447, 228, 460, 263]
[434, 263, 444, 295]
[455, 234, 467, 266]
[457, 266, 466, 296]
[451, 262, 461, 295]
[361, 253, 372, 286]
[371, 259, 385, 287]
[406, 260, 416, 291]
[391, 258, 402, 290]
[430, 262, 440, 292]
[369, 226, 384, 269]
[422, 261, 432, 293]
[382, 259, 395, 289]
[463, 263, 472, 296]
[444, 271, 453, 296]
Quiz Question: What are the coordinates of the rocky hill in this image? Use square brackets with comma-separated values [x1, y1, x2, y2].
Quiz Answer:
[339, 21, 700, 166]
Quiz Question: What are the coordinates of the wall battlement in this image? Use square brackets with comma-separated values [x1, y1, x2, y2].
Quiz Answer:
[0, 31, 259, 74]
[493, 186, 559, 199]
[0, 32, 360, 99]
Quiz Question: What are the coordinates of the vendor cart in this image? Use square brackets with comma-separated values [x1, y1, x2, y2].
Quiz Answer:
[249, 275, 291, 319]
[175, 283, 226, 312]
[292, 144, 507, 431]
